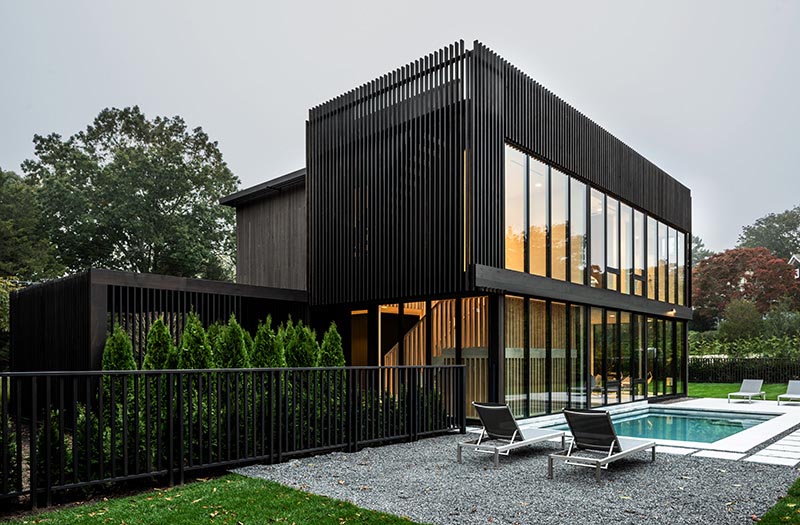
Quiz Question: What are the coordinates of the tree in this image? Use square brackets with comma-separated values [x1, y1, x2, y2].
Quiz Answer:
[763, 298, 800, 339]
[717, 299, 764, 342]
[21, 106, 239, 280]
[217, 313, 249, 368]
[251, 316, 285, 368]
[102, 325, 136, 372]
[283, 320, 319, 368]
[691, 235, 714, 268]
[177, 312, 213, 369]
[319, 322, 345, 367]
[0, 168, 62, 280]
[143, 317, 175, 370]
[692, 247, 800, 325]
[738, 205, 800, 260]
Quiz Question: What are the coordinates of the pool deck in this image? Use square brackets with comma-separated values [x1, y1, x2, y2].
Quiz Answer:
[512, 397, 800, 464]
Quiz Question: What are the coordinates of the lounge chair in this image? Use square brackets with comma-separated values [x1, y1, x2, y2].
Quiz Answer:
[547, 409, 656, 482]
[728, 379, 766, 403]
[778, 381, 800, 406]
[457, 402, 565, 467]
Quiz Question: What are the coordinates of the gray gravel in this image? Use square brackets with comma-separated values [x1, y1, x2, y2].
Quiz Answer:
[236, 434, 799, 524]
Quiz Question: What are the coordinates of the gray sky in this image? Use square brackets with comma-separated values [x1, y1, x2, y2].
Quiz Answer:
[1, 0, 798, 253]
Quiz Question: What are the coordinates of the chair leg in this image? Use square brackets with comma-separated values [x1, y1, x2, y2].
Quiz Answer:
[652, 445, 656, 461]
[457, 444, 462, 464]
[561, 434, 565, 448]
[493, 450, 499, 467]
[595, 464, 601, 482]
[547, 456, 553, 479]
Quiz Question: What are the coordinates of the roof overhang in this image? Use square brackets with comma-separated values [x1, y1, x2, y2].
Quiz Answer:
[220, 168, 306, 207]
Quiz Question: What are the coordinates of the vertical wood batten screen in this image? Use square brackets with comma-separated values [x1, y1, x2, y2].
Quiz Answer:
[308, 41, 470, 306]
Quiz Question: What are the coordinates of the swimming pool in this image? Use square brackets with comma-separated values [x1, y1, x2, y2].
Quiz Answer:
[549, 407, 775, 443]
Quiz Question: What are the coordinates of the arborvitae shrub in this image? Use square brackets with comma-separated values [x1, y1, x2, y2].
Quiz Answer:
[143, 317, 174, 370]
[319, 322, 345, 367]
[102, 324, 136, 371]
[206, 322, 223, 367]
[285, 320, 319, 368]
[251, 315, 285, 368]
[218, 313, 249, 368]
[178, 312, 212, 369]
[243, 329, 254, 361]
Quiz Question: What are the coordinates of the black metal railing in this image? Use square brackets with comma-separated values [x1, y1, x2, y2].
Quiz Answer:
[0, 365, 466, 508]
[689, 357, 800, 383]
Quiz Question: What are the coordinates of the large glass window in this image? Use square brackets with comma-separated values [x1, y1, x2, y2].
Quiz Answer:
[647, 217, 657, 300]
[551, 302, 568, 412]
[632, 314, 646, 400]
[647, 317, 658, 396]
[620, 204, 632, 295]
[668, 227, 678, 304]
[529, 159, 548, 277]
[590, 307, 604, 406]
[529, 299, 548, 415]
[606, 198, 619, 291]
[570, 179, 587, 285]
[505, 296, 526, 417]
[550, 170, 568, 281]
[461, 297, 488, 419]
[569, 305, 587, 408]
[620, 312, 632, 402]
[590, 190, 605, 288]
[676, 321, 685, 395]
[634, 210, 645, 296]
[504, 146, 526, 272]
[658, 222, 668, 302]
[677, 231, 686, 306]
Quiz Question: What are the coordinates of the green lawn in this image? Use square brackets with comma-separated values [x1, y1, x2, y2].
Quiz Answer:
[688, 382, 787, 400]
[759, 477, 800, 524]
[4, 474, 420, 525]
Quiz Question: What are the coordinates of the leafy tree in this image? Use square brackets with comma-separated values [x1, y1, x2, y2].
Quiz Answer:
[284, 320, 319, 368]
[691, 235, 714, 268]
[102, 324, 136, 371]
[692, 247, 800, 324]
[177, 312, 213, 369]
[738, 205, 800, 260]
[251, 316, 285, 368]
[319, 322, 345, 367]
[143, 317, 175, 370]
[217, 313, 249, 368]
[0, 168, 63, 280]
[763, 298, 800, 339]
[21, 106, 239, 280]
[718, 299, 764, 342]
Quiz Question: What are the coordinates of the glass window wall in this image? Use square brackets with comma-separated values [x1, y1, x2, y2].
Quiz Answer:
[504, 146, 526, 272]
[647, 217, 657, 300]
[551, 302, 568, 412]
[606, 197, 619, 291]
[634, 210, 645, 296]
[505, 296, 526, 417]
[668, 227, 678, 304]
[658, 222, 668, 302]
[590, 190, 605, 289]
[550, 170, 568, 281]
[530, 299, 548, 415]
[462, 297, 488, 419]
[621, 203, 632, 295]
[569, 305, 587, 408]
[677, 231, 686, 306]
[529, 159, 548, 277]
[570, 179, 587, 285]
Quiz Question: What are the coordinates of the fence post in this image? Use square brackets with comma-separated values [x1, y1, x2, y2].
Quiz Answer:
[29, 376, 37, 510]
[459, 366, 467, 434]
[167, 373, 174, 487]
[177, 372, 184, 486]
[407, 368, 417, 442]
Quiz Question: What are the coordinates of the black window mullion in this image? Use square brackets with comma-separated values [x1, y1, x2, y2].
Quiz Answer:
[546, 166, 552, 279]
[545, 301, 552, 414]
[523, 298, 530, 418]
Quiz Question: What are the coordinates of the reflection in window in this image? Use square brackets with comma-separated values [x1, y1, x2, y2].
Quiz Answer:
[606, 197, 619, 291]
[550, 170, 568, 281]
[529, 159, 548, 277]
[668, 227, 677, 304]
[634, 210, 645, 296]
[647, 217, 657, 300]
[605, 310, 619, 405]
[632, 314, 646, 400]
[530, 299, 548, 415]
[505, 296, 526, 418]
[590, 190, 605, 288]
[462, 297, 488, 419]
[570, 179, 587, 285]
[569, 305, 586, 408]
[551, 302, 567, 412]
[590, 307, 604, 407]
[658, 222, 668, 302]
[620, 312, 632, 402]
[620, 204, 632, 295]
[677, 231, 686, 306]
[504, 146, 526, 272]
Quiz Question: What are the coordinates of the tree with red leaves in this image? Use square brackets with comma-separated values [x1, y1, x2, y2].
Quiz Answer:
[692, 247, 800, 328]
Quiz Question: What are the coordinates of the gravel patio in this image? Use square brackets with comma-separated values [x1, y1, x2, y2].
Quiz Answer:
[237, 434, 799, 525]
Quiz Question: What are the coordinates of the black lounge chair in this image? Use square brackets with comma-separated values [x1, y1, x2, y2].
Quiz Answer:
[457, 402, 565, 467]
[547, 408, 656, 482]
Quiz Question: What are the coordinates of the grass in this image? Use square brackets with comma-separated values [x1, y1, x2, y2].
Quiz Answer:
[3, 473, 420, 525]
[759, 477, 800, 524]
[688, 382, 787, 400]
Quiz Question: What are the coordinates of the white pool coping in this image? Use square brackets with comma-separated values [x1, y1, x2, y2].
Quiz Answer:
[516, 398, 800, 453]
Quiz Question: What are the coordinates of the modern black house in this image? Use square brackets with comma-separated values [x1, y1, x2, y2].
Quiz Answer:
[222, 40, 692, 420]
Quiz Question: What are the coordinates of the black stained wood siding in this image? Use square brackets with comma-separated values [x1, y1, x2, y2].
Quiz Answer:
[10, 269, 308, 371]
[307, 40, 691, 307]
[236, 185, 307, 291]
[307, 41, 470, 306]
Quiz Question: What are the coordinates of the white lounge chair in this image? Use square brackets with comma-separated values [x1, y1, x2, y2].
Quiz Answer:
[778, 381, 800, 406]
[727, 379, 766, 403]
[457, 402, 565, 467]
[547, 409, 656, 482]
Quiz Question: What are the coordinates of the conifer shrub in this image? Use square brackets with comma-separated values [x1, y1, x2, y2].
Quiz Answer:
[177, 312, 212, 369]
[217, 313, 250, 368]
[284, 320, 319, 368]
[319, 322, 345, 367]
[143, 318, 174, 370]
[251, 316, 285, 368]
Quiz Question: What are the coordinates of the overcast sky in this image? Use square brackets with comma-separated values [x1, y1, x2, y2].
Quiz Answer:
[1, 1, 798, 253]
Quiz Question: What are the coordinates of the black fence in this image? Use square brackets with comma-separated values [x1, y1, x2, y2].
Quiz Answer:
[689, 357, 800, 383]
[0, 365, 465, 508]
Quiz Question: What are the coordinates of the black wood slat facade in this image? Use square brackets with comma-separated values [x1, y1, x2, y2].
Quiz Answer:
[307, 40, 691, 307]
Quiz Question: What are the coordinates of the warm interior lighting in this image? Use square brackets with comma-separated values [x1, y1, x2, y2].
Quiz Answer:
[666, 308, 677, 316]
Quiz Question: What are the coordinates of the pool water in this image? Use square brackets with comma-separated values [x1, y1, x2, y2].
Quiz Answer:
[550, 408, 775, 443]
